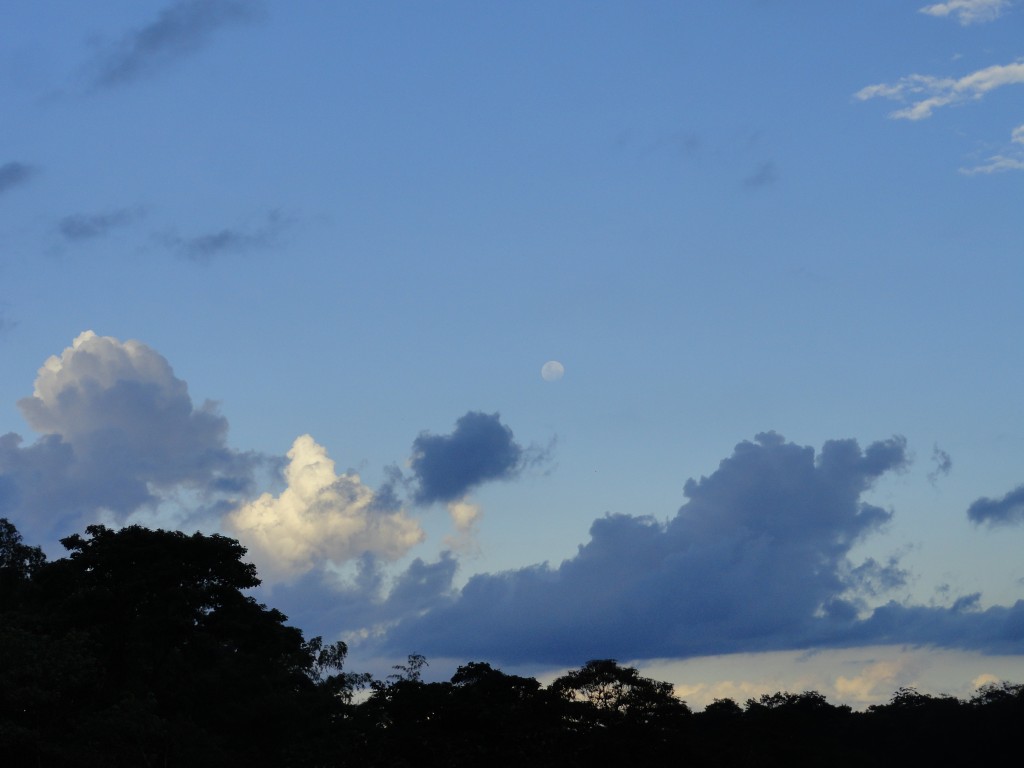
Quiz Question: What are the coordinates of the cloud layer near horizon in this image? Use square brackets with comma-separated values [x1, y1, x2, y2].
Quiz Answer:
[367, 432, 1024, 665]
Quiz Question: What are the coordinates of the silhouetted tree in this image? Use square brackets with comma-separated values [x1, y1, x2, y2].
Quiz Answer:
[0, 522, 358, 767]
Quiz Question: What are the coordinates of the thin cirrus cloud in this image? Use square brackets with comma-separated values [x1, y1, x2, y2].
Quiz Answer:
[164, 211, 288, 263]
[0, 162, 35, 196]
[919, 0, 1014, 25]
[372, 431, 1024, 665]
[58, 208, 143, 241]
[89, 0, 262, 89]
[743, 160, 779, 189]
[0, 331, 264, 538]
[856, 62, 1024, 121]
[960, 122, 1024, 174]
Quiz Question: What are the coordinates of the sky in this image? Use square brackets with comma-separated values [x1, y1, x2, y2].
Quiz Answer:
[2, 0, 1024, 708]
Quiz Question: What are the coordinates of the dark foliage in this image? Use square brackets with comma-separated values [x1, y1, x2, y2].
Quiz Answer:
[0, 521, 353, 767]
[3, 518, 1023, 767]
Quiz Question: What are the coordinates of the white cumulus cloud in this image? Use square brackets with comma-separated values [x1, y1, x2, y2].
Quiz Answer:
[919, 0, 1013, 25]
[2, 330, 259, 536]
[227, 434, 424, 583]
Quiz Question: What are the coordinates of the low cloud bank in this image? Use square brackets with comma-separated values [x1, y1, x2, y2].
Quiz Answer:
[369, 433, 1024, 664]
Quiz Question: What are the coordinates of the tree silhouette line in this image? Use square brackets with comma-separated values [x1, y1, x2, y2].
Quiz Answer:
[2, 519, 1021, 766]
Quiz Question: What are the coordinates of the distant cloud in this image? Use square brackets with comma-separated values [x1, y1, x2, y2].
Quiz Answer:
[381, 432, 915, 664]
[165, 211, 288, 262]
[410, 412, 526, 505]
[966, 484, 1024, 525]
[91, 0, 261, 88]
[928, 444, 953, 484]
[0, 162, 35, 196]
[743, 161, 779, 188]
[58, 208, 142, 241]
[959, 123, 1024, 174]
[919, 0, 1013, 25]
[856, 62, 1024, 121]
[959, 155, 1024, 174]
[0, 331, 264, 537]
[227, 434, 424, 583]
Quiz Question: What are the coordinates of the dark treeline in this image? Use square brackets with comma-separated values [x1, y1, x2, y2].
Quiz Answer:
[2, 520, 1022, 767]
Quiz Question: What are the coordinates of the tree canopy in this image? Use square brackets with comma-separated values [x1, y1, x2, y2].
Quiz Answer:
[2, 517, 1023, 767]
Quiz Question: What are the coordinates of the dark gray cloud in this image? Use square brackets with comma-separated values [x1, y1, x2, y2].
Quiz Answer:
[380, 432, 912, 663]
[967, 484, 1024, 526]
[92, 0, 261, 88]
[268, 551, 459, 646]
[166, 211, 287, 262]
[410, 412, 525, 505]
[58, 208, 142, 240]
[0, 162, 35, 196]
[744, 160, 779, 188]
[0, 331, 264, 538]
[369, 431, 1024, 665]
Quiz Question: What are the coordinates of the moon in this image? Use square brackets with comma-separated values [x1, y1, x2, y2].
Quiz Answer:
[541, 360, 564, 382]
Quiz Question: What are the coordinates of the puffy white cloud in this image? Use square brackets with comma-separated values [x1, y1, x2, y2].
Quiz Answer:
[2, 331, 259, 536]
[919, 0, 1012, 25]
[227, 434, 424, 583]
[856, 62, 1024, 120]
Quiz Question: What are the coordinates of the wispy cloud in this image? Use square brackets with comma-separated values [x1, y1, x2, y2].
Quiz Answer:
[856, 62, 1024, 120]
[959, 155, 1024, 174]
[928, 445, 953, 484]
[91, 0, 262, 89]
[959, 123, 1024, 174]
[58, 208, 143, 241]
[919, 0, 1013, 25]
[743, 161, 779, 189]
[0, 162, 35, 196]
[165, 211, 288, 262]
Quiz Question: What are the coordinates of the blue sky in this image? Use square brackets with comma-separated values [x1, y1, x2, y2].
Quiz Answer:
[3, 0, 1024, 707]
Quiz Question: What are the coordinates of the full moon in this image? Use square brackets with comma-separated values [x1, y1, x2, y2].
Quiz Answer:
[541, 360, 565, 382]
